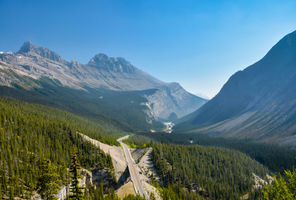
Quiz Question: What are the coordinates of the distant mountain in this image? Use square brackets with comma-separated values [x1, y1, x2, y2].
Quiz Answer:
[0, 42, 206, 131]
[176, 30, 296, 145]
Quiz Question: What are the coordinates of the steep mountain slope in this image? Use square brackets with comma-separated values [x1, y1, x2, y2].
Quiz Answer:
[0, 81, 164, 132]
[0, 42, 206, 123]
[176, 30, 296, 145]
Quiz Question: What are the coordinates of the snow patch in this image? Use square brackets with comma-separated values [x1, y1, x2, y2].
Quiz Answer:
[0, 51, 13, 54]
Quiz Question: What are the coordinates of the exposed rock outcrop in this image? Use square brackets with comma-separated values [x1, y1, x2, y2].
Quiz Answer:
[0, 42, 206, 120]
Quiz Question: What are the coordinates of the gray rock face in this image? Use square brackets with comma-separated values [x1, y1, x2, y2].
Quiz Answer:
[144, 83, 206, 120]
[18, 41, 67, 64]
[0, 42, 206, 120]
[88, 53, 136, 73]
[176, 30, 296, 145]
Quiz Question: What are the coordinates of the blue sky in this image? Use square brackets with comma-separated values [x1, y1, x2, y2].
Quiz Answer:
[0, 0, 295, 98]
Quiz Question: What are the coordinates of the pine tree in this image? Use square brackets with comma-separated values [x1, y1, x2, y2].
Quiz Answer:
[95, 183, 104, 200]
[0, 183, 2, 199]
[9, 187, 14, 200]
[36, 159, 61, 200]
[69, 152, 84, 200]
[263, 169, 296, 200]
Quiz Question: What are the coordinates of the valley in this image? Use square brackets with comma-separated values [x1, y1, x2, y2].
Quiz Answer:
[1, 29, 296, 200]
[0, 97, 276, 200]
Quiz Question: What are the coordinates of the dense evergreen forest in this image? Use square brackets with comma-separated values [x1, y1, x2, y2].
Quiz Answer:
[133, 132, 296, 173]
[0, 97, 190, 199]
[125, 135, 270, 199]
[0, 97, 118, 199]
[1, 96, 291, 200]
[151, 143, 269, 199]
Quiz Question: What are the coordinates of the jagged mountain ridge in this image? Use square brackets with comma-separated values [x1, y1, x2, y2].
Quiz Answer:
[175, 30, 296, 145]
[0, 41, 206, 120]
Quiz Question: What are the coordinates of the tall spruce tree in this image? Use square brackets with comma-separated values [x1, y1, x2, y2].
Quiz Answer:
[0, 183, 2, 199]
[263, 169, 296, 200]
[70, 152, 84, 200]
[36, 159, 61, 200]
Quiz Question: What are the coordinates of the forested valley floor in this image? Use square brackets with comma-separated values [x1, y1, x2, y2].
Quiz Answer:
[0, 97, 295, 200]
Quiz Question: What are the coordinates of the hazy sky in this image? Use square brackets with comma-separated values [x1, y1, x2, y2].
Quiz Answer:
[0, 0, 296, 98]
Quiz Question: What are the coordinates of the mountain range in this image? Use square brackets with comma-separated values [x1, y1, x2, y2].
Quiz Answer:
[3, 30, 296, 145]
[0, 41, 206, 131]
[176, 30, 296, 145]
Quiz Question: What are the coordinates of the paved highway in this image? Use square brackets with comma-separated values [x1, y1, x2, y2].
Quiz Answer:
[118, 136, 149, 200]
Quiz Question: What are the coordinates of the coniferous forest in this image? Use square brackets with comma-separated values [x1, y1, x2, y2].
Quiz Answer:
[151, 143, 269, 200]
[135, 132, 296, 172]
[123, 134, 273, 199]
[0, 97, 117, 199]
[2, 96, 295, 200]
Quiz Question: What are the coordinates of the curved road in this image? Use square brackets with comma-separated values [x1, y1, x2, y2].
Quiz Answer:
[118, 136, 149, 200]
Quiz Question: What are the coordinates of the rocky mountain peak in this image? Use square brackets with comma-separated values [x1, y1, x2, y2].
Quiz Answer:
[0, 42, 206, 121]
[280, 30, 296, 47]
[262, 30, 296, 65]
[167, 82, 182, 89]
[175, 29, 296, 145]
[18, 41, 37, 53]
[88, 53, 136, 73]
[17, 41, 66, 63]
[88, 53, 109, 64]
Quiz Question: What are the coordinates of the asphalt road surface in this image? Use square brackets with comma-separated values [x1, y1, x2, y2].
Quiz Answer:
[118, 136, 149, 200]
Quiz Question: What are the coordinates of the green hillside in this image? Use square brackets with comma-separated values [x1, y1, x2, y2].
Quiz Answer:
[137, 132, 296, 173]
[0, 97, 195, 199]
[152, 143, 269, 199]
[0, 97, 117, 198]
[123, 134, 271, 199]
[0, 71, 164, 132]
